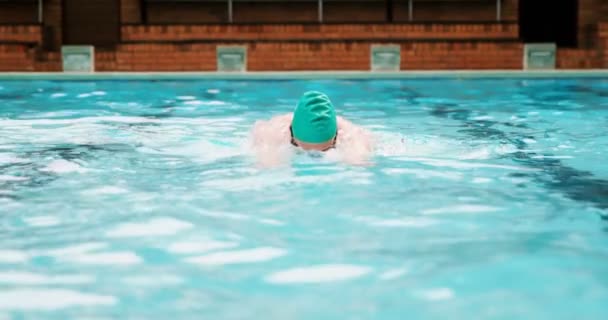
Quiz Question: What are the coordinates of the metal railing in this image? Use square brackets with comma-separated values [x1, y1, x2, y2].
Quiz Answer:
[143, 0, 504, 23]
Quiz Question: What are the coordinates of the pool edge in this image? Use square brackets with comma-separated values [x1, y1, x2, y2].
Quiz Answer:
[0, 70, 607, 80]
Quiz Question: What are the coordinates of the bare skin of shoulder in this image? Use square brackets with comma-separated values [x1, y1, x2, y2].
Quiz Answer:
[250, 114, 374, 167]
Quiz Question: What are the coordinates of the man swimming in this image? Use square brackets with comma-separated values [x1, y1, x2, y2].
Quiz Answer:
[250, 91, 373, 166]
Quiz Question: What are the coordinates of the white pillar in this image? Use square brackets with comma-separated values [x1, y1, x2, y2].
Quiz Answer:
[496, 0, 502, 21]
[408, 0, 413, 21]
[38, 0, 43, 23]
[318, 0, 323, 23]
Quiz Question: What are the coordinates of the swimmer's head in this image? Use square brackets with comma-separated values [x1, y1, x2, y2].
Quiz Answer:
[291, 91, 337, 152]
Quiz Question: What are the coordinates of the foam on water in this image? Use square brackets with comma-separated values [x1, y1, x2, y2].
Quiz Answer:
[265, 264, 372, 284]
[185, 247, 287, 266]
[105, 218, 194, 238]
[0, 289, 116, 310]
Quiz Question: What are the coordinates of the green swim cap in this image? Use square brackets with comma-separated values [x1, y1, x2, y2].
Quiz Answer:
[291, 91, 337, 144]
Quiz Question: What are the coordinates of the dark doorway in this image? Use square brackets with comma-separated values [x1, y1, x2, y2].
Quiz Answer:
[519, 0, 578, 47]
[63, 0, 120, 47]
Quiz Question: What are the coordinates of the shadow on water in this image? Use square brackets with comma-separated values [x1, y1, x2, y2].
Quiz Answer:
[0, 143, 139, 193]
[430, 106, 608, 212]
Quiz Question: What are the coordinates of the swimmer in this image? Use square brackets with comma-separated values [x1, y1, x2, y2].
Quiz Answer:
[251, 91, 373, 166]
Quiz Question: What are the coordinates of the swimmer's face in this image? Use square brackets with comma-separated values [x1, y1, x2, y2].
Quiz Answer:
[290, 126, 337, 152]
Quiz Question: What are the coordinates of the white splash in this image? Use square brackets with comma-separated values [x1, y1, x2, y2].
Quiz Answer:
[207, 89, 220, 94]
[0, 272, 93, 285]
[50, 93, 67, 98]
[105, 217, 193, 238]
[0, 154, 27, 165]
[379, 268, 409, 280]
[396, 157, 536, 171]
[46, 242, 108, 257]
[176, 96, 196, 100]
[0, 250, 28, 263]
[64, 252, 142, 266]
[422, 205, 502, 215]
[82, 186, 128, 196]
[40, 160, 88, 174]
[472, 177, 492, 184]
[420, 288, 455, 301]
[258, 219, 285, 226]
[265, 264, 371, 284]
[368, 217, 437, 228]
[167, 240, 239, 254]
[0, 175, 28, 182]
[0, 289, 115, 310]
[531, 155, 573, 159]
[186, 247, 287, 266]
[22, 216, 60, 227]
[183, 100, 204, 106]
[472, 115, 494, 121]
[123, 275, 183, 287]
[382, 168, 462, 181]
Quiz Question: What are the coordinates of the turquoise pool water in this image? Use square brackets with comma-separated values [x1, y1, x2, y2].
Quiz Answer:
[0, 78, 607, 319]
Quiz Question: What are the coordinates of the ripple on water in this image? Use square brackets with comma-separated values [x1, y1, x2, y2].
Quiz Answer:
[167, 240, 239, 254]
[22, 216, 60, 227]
[123, 275, 183, 287]
[81, 186, 128, 196]
[0, 175, 29, 182]
[379, 268, 409, 280]
[421, 205, 503, 215]
[185, 247, 287, 266]
[40, 159, 88, 174]
[62, 252, 142, 266]
[0, 272, 93, 285]
[0, 289, 115, 310]
[265, 264, 372, 284]
[105, 217, 193, 238]
[43, 243, 141, 266]
[419, 288, 455, 301]
[0, 250, 28, 264]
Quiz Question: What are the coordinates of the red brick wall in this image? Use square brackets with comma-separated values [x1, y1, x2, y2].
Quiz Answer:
[0, 3, 37, 23]
[122, 23, 519, 42]
[556, 48, 601, 69]
[599, 23, 608, 68]
[248, 42, 370, 70]
[579, 0, 600, 48]
[111, 43, 216, 71]
[401, 42, 522, 69]
[85, 40, 523, 71]
[0, 25, 42, 44]
[0, 44, 35, 71]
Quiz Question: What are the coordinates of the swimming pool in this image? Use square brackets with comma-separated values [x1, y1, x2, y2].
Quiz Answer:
[1, 77, 607, 319]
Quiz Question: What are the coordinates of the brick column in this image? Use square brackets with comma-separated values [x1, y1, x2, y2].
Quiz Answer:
[42, 0, 62, 51]
[599, 23, 608, 68]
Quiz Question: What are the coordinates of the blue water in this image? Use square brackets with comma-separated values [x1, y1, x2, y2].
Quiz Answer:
[0, 78, 607, 319]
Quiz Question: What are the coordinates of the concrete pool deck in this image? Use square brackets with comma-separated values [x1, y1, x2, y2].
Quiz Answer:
[0, 70, 607, 80]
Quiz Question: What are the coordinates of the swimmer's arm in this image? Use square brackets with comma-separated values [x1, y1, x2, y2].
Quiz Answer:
[251, 114, 292, 147]
[336, 117, 374, 165]
[337, 116, 374, 152]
